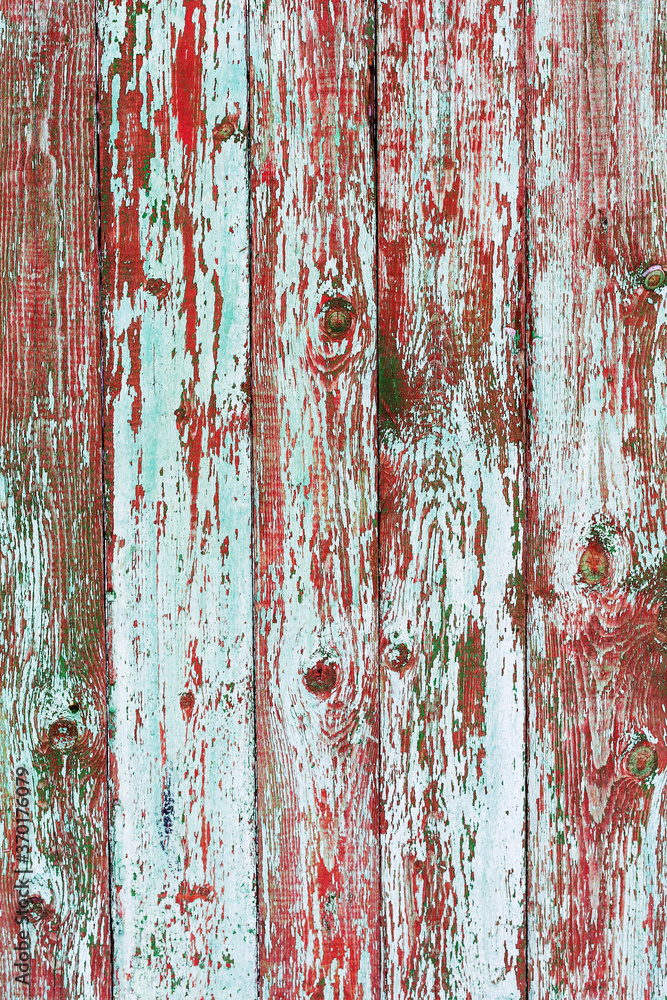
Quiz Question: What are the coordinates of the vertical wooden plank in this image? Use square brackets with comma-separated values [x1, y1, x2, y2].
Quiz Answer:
[0, 0, 111, 996]
[528, 1, 667, 995]
[378, 1, 525, 996]
[249, 1, 378, 996]
[98, 0, 255, 994]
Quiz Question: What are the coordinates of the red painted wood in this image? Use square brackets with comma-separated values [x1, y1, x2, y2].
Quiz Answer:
[378, 1, 526, 996]
[250, 1, 379, 996]
[0, 1, 110, 996]
[527, 1, 667, 995]
[4, 2, 667, 994]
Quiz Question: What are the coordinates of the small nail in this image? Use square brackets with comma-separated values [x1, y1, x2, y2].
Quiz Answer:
[626, 743, 658, 778]
[323, 299, 354, 338]
[643, 265, 665, 290]
[578, 540, 609, 586]
[304, 659, 337, 696]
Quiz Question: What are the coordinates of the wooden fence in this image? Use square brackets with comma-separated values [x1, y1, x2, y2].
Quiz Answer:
[1, 0, 666, 997]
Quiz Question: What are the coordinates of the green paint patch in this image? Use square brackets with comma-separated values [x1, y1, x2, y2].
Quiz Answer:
[413, 613, 450, 766]
[453, 615, 487, 750]
[140, 134, 155, 191]
[505, 569, 525, 633]
[379, 340, 412, 436]
[586, 520, 617, 554]
[625, 548, 667, 596]
[311, 974, 326, 1000]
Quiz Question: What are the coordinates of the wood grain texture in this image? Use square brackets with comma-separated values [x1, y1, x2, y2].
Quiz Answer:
[98, 0, 256, 995]
[250, 1, 379, 996]
[378, 1, 526, 996]
[527, 1, 667, 995]
[0, 0, 110, 996]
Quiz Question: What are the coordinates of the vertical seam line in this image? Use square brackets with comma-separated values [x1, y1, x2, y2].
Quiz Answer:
[93, 5, 116, 996]
[373, 0, 382, 994]
[246, 3, 260, 998]
[522, 0, 531, 995]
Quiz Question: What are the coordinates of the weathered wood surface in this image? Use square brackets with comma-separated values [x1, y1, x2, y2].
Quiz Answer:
[249, 0, 379, 996]
[98, 0, 256, 995]
[5, 0, 667, 995]
[378, 1, 526, 996]
[0, 0, 111, 996]
[527, 1, 667, 996]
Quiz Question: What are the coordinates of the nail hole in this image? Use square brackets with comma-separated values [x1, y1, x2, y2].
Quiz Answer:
[47, 718, 79, 752]
[626, 744, 658, 778]
[386, 643, 411, 673]
[68, 702, 80, 714]
[578, 540, 609, 586]
[323, 299, 354, 338]
[304, 659, 337, 696]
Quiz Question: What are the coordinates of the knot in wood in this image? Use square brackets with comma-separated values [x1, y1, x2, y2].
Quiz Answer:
[23, 896, 47, 924]
[626, 743, 658, 778]
[213, 117, 235, 146]
[308, 297, 359, 376]
[323, 299, 354, 338]
[303, 658, 337, 696]
[655, 602, 667, 647]
[47, 718, 79, 752]
[386, 642, 411, 673]
[578, 540, 609, 586]
[145, 277, 171, 302]
[643, 265, 665, 290]
[180, 691, 195, 717]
